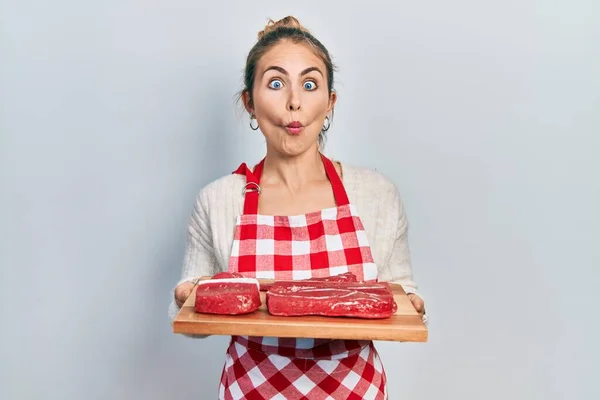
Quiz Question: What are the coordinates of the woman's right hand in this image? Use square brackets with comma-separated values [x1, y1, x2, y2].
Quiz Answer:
[174, 281, 196, 308]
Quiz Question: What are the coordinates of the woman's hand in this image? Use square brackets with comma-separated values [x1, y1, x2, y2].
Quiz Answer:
[408, 293, 426, 317]
[174, 281, 196, 308]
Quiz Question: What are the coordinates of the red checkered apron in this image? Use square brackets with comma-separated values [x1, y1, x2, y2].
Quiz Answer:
[218, 154, 388, 399]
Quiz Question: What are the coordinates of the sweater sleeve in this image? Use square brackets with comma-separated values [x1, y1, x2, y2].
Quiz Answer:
[383, 187, 418, 293]
[168, 187, 220, 329]
[383, 185, 427, 323]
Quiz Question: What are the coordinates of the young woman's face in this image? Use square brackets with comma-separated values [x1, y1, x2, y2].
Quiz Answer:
[247, 41, 336, 157]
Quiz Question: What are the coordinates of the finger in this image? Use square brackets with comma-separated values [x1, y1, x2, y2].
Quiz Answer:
[417, 300, 424, 312]
[409, 295, 424, 314]
[175, 286, 192, 307]
[415, 303, 424, 314]
[179, 288, 191, 301]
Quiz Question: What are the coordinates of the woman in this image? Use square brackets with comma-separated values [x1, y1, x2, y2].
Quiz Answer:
[169, 16, 426, 400]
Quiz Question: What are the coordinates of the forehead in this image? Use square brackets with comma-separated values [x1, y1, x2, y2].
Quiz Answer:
[257, 41, 325, 74]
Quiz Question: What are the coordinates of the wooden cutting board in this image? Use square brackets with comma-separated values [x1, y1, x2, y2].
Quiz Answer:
[172, 278, 428, 342]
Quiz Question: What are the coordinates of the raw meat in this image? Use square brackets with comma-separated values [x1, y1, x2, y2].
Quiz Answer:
[212, 271, 245, 280]
[259, 271, 358, 291]
[266, 281, 397, 319]
[194, 277, 261, 315]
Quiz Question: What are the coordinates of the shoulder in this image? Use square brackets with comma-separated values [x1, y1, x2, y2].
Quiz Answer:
[341, 163, 400, 195]
[338, 161, 406, 213]
[192, 172, 245, 212]
[201, 172, 245, 196]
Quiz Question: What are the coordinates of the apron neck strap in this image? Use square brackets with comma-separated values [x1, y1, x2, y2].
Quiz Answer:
[232, 160, 263, 215]
[232, 153, 350, 215]
[320, 153, 350, 206]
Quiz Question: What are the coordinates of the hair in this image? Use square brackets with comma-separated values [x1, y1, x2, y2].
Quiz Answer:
[240, 16, 337, 148]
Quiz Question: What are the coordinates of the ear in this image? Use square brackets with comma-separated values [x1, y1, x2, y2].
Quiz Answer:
[242, 91, 254, 114]
[327, 91, 337, 113]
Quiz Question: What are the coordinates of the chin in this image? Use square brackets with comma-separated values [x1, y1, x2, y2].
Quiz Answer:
[278, 146, 309, 157]
[264, 128, 320, 157]
[275, 138, 319, 157]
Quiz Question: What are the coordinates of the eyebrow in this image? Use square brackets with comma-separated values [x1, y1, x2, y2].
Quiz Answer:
[262, 66, 324, 77]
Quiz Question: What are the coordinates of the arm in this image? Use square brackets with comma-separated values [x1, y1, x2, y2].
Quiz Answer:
[168, 188, 221, 332]
[383, 186, 428, 324]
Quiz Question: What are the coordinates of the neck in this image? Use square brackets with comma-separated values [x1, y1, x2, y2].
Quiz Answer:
[261, 147, 325, 191]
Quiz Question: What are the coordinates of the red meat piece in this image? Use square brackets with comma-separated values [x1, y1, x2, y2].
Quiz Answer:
[194, 278, 261, 315]
[259, 271, 358, 291]
[212, 271, 245, 279]
[266, 281, 397, 319]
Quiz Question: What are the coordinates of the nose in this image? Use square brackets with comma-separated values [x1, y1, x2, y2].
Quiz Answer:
[286, 87, 301, 111]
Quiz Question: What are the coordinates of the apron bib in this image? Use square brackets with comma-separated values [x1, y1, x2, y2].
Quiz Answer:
[218, 154, 387, 400]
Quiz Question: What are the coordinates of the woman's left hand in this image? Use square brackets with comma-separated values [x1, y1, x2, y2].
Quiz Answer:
[407, 293, 426, 317]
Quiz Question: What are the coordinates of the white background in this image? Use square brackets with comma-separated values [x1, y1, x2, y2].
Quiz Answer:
[1, 1, 598, 399]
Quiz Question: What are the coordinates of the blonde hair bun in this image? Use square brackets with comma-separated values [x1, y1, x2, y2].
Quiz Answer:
[257, 16, 309, 40]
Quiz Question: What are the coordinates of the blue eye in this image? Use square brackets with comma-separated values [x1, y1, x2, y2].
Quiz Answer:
[269, 79, 283, 89]
[304, 81, 316, 90]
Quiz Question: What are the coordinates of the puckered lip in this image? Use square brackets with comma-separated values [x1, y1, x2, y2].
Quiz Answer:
[286, 121, 303, 128]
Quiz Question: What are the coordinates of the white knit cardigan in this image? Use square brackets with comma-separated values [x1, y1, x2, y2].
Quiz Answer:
[168, 161, 424, 326]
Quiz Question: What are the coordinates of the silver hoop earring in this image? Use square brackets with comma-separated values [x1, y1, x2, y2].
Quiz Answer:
[322, 116, 331, 132]
[249, 113, 259, 131]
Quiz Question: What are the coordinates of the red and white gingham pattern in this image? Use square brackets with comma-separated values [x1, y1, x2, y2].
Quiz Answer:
[219, 339, 388, 400]
[233, 335, 370, 362]
[218, 155, 386, 398]
[228, 204, 378, 282]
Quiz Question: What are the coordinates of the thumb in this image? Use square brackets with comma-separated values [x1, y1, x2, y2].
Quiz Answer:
[175, 284, 193, 305]
[409, 294, 424, 313]
[181, 285, 195, 301]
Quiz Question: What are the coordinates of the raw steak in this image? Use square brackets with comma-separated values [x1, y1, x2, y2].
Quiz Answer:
[266, 281, 397, 319]
[212, 271, 245, 280]
[194, 277, 261, 315]
[259, 271, 358, 291]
